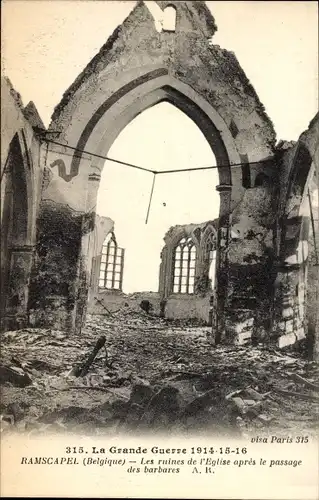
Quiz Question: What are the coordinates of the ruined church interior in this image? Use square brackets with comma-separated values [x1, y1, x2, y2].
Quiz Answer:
[1, 1, 318, 436]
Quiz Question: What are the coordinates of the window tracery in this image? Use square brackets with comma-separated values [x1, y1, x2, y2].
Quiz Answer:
[173, 236, 196, 294]
[99, 233, 124, 290]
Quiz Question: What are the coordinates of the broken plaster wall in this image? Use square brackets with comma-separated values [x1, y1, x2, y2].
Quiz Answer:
[273, 114, 319, 349]
[164, 295, 212, 324]
[2, 2, 316, 348]
[226, 162, 279, 345]
[28, 199, 96, 331]
[1, 76, 44, 331]
[88, 290, 162, 316]
[306, 188, 319, 355]
[89, 218, 217, 324]
[35, 0, 277, 335]
[159, 220, 218, 324]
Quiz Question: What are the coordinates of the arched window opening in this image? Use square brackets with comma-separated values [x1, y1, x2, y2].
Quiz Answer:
[163, 5, 177, 32]
[173, 236, 196, 294]
[98, 233, 125, 290]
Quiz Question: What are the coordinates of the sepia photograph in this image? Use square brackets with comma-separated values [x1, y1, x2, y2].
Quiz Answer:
[1, 1, 318, 497]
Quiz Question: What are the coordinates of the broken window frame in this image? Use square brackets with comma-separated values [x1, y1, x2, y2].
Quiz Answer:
[99, 237, 124, 291]
[172, 236, 197, 294]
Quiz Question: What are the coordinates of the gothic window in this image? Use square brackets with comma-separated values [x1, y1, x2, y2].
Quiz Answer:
[99, 234, 124, 290]
[173, 237, 196, 294]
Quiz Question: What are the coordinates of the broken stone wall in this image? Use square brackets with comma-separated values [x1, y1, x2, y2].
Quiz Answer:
[2, 2, 317, 347]
[88, 218, 216, 324]
[225, 160, 279, 345]
[273, 114, 319, 349]
[38, 0, 276, 335]
[158, 220, 217, 324]
[28, 199, 95, 331]
[13, 1, 315, 347]
[1, 76, 44, 331]
[165, 294, 211, 323]
[88, 290, 162, 316]
[306, 173, 319, 356]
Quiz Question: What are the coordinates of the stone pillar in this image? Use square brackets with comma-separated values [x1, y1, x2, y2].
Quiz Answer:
[3, 245, 34, 330]
[28, 201, 91, 333]
[214, 184, 232, 344]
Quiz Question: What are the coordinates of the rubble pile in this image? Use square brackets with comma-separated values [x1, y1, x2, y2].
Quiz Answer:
[1, 310, 318, 436]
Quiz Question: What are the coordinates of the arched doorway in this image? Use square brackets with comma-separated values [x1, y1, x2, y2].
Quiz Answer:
[1, 132, 33, 330]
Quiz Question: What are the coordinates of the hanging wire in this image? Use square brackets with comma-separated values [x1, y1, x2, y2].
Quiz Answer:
[145, 173, 157, 224]
[43, 137, 274, 225]
[43, 137, 274, 176]
[45, 138, 155, 174]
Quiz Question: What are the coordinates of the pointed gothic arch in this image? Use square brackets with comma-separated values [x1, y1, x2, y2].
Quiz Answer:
[51, 73, 237, 188]
[36, 0, 276, 333]
[1, 131, 35, 329]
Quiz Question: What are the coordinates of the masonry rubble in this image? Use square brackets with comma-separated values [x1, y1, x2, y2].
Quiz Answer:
[1, 311, 318, 435]
[1, 0, 318, 355]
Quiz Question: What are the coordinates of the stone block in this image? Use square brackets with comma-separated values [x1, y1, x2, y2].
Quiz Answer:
[285, 320, 294, 333]
[282, 307, 293, 319]
[295, 328, 305, 341]
[277, 321, 286, 332]
[278, 333, 296, 349]
[233, 318, 254, 334]
[247, 318, 254, 327]
[235, 331, 252, 345]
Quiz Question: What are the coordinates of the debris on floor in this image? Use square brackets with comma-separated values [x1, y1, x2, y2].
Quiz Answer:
[1, 311, 318, 436]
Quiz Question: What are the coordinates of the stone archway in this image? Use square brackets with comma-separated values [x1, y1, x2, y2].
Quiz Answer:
[32, 0, 276, 335]
[1, 132, 34, 330]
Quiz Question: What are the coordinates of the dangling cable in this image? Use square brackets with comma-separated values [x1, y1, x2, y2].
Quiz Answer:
[145, 173, 157, 224]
